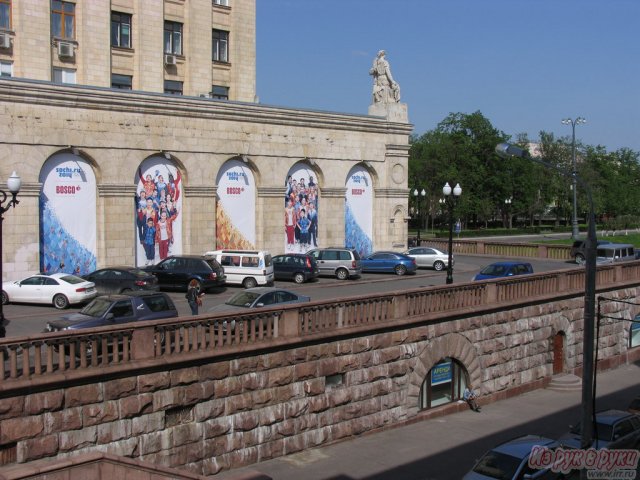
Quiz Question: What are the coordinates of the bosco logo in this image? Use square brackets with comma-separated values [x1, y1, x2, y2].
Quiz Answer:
[56, 185, 81, 194]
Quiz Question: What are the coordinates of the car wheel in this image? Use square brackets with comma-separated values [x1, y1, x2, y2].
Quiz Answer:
[575, 254, 586, 265]
[53, 294, 69, 310]
[394, 264, 407, 276]
[1, 291, 7, 305]
[243, 277, 258, 289]
[336, 268, 349, 280]
[294, 273, 306, 284]
[433, 261, 445, 271]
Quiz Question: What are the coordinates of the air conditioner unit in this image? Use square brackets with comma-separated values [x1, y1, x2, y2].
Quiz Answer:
[57, 42, 74, 58]
[164, 54, 177, 66]
[0, 33, 10, 49]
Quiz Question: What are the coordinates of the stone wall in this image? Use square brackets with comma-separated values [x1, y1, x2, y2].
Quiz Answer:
[1, 286, 638, 475]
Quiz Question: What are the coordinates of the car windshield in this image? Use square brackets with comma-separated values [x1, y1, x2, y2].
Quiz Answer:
[225, 292, 260, 307]
[59, 274, 87, 285]
[569, 421, 613, 442]
[472, 451, 522, 480]
[479, 264, 507, 276]
[79, 297, 114, 317]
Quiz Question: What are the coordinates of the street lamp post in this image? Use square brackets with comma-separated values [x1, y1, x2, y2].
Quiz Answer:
[504, 197, 512, 229]
[562, 117, 586, 240]
[0, 172, 22, 337]
[440, 182, 461, 285]
[496, 143, 596, 474]
[412, 188, 426, 246]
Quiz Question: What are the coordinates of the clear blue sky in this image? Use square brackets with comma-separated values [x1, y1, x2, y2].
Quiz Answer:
[256, 0, 640, 152]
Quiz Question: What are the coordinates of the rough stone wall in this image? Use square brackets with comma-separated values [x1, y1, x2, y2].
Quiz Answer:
[2, 288, 638, 475]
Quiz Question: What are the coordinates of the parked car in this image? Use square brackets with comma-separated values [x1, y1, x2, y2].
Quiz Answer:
[142, 255, 226, 292]
[45, 292, 178, 332]
[473, 262, 534, 281]
[272, 254, 319, 284]
[2, 273, 97, 309]
[570, 239, 611, 265]
[204, 249, 274, 288]
[595, 243, 636, 265]
[360, 251, 417, 276]
[82, 267, 159, 295]
[307, 247, 362, 280]
[404, 247, 453, 271]
[463, 435, 561, 479]
[208, 287, 310, 313]
[558, 409, 640, 450]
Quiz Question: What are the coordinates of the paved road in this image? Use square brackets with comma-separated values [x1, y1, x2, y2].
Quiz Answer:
[2, 254, 576, 338]
[214, 363, 640, 480]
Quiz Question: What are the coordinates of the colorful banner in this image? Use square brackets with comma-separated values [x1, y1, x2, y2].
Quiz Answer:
[431, 360, 453, 386]
[216, 160, 255, 249]
[284, 165, 318, 254]
[345, 166, 373, 257]
[39, 153, 97, 275]
[135, 157, 183, 266]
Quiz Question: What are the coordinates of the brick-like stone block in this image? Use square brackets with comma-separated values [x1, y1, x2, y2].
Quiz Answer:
[199, 362, 230, 380]
[214, 377, 243, 397]
[0, 415, 43, 443]
[267, 367, 294, 387]
[194, 398, 226, 422]
[169, 423, 202, 448]
[233, 412, 259, 432]
[83, 401, 119, 427]
[58, 425, 97, 452]
[294, 361, 318, 380]
[231, 356, 259, 375]
[104, 377, 137, 400]
[25, 390, 64, 415]
[17, 433, 58, 462]
[204, 418, 233, 439]
[285, 399, 309, 418]
[0, 397, 24, 419]
[43, 408, 82, 434]
[131, 411, 165, 436]
[119, 393, 153, 419]
[241, 372, 268, 391]
[97, 419, 132, 444]
[138, 371, 170, 393]
[309, 395, 330, 414]
[170, 367, 200, 386]
[65, 384, 102, 408]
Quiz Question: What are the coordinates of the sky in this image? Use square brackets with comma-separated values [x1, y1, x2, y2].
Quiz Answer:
[256, 0, 640, 152]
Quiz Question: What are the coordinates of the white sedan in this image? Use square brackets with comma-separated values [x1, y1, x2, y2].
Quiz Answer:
[404, 247, 454, 271]
[2, 273, 97, 309]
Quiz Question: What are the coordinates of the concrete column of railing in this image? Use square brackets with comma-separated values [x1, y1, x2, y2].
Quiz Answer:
[485, 283, 497, 304]
[130, 327, 156, 360]
[538, 245, 548, 258]
[281, 309, 300, 337]
[476, 241, 485, 254]
[557, 270, 568, 292]
[393, 294, 408, 320]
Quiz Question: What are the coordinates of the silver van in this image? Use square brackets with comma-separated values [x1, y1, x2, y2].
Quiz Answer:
[595, 243, 635, 264]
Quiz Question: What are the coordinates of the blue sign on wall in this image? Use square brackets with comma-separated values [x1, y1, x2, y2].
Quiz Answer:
[431, 360, 452, 386]
[632, 315, 640, 331]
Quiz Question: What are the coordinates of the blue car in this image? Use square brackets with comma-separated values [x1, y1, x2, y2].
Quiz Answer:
[361, 251, 417, 276]
[473, 261, 533, 281]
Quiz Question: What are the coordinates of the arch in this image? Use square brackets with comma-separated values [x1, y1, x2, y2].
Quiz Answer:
[39, 151, 97, 275]
[216, 158, 257, 249]
[407, 333, 481, 416]
[345, 165, 373, 256]
[284, 162, 319, 254]
[548, 313, 575, 371]
[134, 155, 183, 266]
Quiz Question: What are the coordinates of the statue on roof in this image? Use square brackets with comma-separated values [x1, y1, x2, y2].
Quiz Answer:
[369, 50, 401, 104]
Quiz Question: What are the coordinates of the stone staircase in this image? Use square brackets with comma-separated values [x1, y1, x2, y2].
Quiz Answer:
[547, 373, 582, 392]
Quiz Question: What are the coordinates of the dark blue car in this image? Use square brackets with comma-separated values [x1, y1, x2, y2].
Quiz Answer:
[473, 261, 533, 281]
[361, 251, 417, 276]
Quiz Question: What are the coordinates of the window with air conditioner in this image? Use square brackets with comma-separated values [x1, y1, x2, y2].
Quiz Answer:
[164, 54, 176, 65]
[0, 0, 11, 30]
[53, 67, 76, 85]
[0, 60, 12, 77]
[164, 21, 182, 55]
[57, 41, 74, 57]
[213, 0, 229, 6]
[212, 29, 228, 63]
[51, 0, 75, 40]
[0, 32, 10, 49]
[111, 12, 131, 48]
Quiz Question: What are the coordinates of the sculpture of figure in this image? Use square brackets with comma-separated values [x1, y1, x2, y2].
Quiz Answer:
[369, 50, 400, 104]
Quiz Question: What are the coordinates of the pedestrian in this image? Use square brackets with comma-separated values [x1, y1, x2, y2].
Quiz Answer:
[185, 279, 204, 316]
[463, 384, 481, 412]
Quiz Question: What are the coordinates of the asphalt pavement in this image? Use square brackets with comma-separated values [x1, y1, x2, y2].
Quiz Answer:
[215, 362, 640, 480]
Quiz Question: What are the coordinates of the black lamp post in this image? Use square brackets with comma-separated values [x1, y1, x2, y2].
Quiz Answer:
[412, 188, 426, 246]
[496, 143, 596, 472]
[0, 171, 22, 337]
[440, 182, 461, 285]
[562, 117, 586, 240]
[504, 197, 512, 229]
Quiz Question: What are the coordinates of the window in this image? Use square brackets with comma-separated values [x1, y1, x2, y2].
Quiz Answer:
[213, 0, 229, 6]
[111, 74, 132, 90]
[211, 85, 229, 100]
[53, 67, 76, 84]
[51, 0, 75, 39]
[212, 29, 228, 62]
[111, 12, 131, 48]
[164, 80, 182, 95]
[418, 358, 467, 410]
[630, 315, 640, 348]
[0, 0, 11, 30]
[164, 21, 182, 55]
[0, 61, 11, 77]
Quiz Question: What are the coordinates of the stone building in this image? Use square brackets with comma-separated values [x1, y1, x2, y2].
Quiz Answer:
[0, 0, 411, 279]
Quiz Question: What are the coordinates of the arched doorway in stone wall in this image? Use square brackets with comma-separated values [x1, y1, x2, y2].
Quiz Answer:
[419, 357, 469, 410]
[216, 158, 256, 250]
[284, 163, 318, 254]
[553, 331, 566, 374]
[344, 165, 373, 257]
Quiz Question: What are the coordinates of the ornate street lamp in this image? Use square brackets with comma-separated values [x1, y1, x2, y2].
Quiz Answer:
[412, 188, 426, 246]
[562, 117, 586, 240]
[0, 172, 22, 337]
[440, 182, 461, 285]
[496, 143, 596, 471]
[505, 197, 512, 229]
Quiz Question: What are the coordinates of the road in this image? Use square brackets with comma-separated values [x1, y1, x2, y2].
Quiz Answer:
[2, 254, 577, 338]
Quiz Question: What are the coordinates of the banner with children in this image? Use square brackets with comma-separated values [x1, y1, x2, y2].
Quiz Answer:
[284, 165, 318, 254]
[345, 165, 373, 257]
[216, 159, 256, 249]
[39, 153, 97, 275]
[135, 157, 183, 266]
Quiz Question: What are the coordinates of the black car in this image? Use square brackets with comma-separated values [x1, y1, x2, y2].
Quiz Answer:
[45, 292, 178, 332]
[272, 254, 319, 284]
[142, 255, 226, 291]
[82, 267, 159, 295]
[570, 239, 611, 265]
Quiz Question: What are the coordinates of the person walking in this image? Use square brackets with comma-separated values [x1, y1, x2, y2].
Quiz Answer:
[186, 279, 203, 316]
